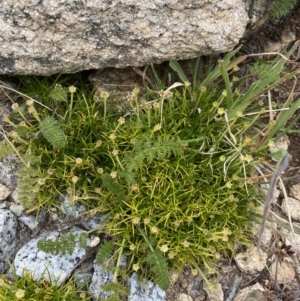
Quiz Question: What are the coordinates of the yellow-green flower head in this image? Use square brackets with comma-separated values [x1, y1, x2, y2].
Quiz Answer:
[118, 117, 125, 124]
[68, 86, 77, 93]
[160, 244, 169, 253]
[217, 107, 225, 115]
[15, 289, 25, 299]
[11, 103, 19, 110]
[100, 91, 109, 99]
[26, 99, 34, 106]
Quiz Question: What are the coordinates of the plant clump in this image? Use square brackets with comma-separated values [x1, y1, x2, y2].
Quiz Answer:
[1, 45, 300, 291]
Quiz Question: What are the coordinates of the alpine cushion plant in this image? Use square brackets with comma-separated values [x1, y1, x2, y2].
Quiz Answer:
[0, 44, 299, 291]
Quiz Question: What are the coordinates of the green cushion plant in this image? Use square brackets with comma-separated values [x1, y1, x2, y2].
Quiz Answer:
[0, 44, 300, 297]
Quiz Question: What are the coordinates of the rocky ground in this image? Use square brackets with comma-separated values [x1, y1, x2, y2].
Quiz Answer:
[1, 5, 300, 301]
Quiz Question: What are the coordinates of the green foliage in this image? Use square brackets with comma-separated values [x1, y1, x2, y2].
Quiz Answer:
[270, 0, 299, 19]
[37, 232, 88, 255]
[0, 45, 299, 292]
[96, 241, 114, 264]
[101, 173, 125, 195]
[0, 267, 92, 301]
[39, 116, 65, 149]
[101, 282, 129, 301]
[124, 135, 184, 172]
[145, 249, 169, 290]
[17, 160, 40, 208]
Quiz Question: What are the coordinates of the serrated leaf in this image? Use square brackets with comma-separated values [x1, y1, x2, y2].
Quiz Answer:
[39, 116, 65, 149]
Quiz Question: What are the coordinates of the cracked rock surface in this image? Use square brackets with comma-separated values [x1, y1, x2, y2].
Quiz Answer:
[0, 0, 250, 75]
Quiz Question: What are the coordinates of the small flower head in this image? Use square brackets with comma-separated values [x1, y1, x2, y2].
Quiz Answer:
[80, 292, 86, 300]
[153, 124, 161, 132]
[38, 178, 45, 185]
[173, 220, 180, 228]
[76, 157, 83, 164]
[0, 278, 5, 285]
[160, 244, 169, 253]
[268, 140, 275, 148]
[82, 193, 89, 200]
[129, 244, 136, 251]
[100, 91, 109, 99]
[159, 90, 166, 98]
[109, 133, 116, 141]
[232, 76, 239, 82]
[26, 99, 34, 106]
[132, 263, 140, 271]
[47, 168, 54, 175]
[97, 168, 104, 174]
[222, 90, 227, 97]
[232, 66, 239, 72]
[71, 176, 79, 183]
[150, 226, 158, 234]
[235, 111, 243, 118]
[132, 217, 140, 225]
[182, 240, 190, 248]
[212, 101, 219, 108]
[95, 188, 101, 194]
[131, 183, 138, 191]
[143, 218, 150, 225]
[217, 107, 225, 115]
[166, 90, 173, 98]
[168, 251, 175, 259]
[15, 289, 25, 299]
[152, 102, 160, 110]
[112, 149, 119, 156]
[68, 86, 77, 93]
[118, 117, 125, 124]
[110, 171, 117, 178]
[200, 86, 207, 93]
[11, 103, 19, 110]
[96, 140, 102, 147]
[219, 155, 226, 162]
[225, 181, 232, 189]
[27, 106, 34, 114]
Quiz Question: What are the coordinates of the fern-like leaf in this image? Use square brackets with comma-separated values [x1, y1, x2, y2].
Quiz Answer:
[39, 116, 65, 149]
[101, 173, 125, 195]
[0, 141, 14, 160]
[17, 164, 39, 208]
[145, 249, 170, 290]
[96, 241, 114, 264]
[117, 170, 136, 185]
[125, 135, 184, 172]
[101, 282, 129, 301]
[37, 232, 77, 255]
[270, 0, 299, 19]
[49, 84, 69, 103]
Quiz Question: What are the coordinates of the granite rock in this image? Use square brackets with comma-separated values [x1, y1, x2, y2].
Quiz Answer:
[13, 226, 88, 286]
[0, 209, 17, 273]
[0, 0, 249, 75]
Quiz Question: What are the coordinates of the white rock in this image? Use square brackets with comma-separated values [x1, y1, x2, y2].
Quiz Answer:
[127, 273, 166, 301]
[0, 0, 249, 75]
[233, 283, 265, 301]
[269, 135, 290, 154]
[281, 197, 300, 222]
[0, 209, 17, 273]
[13, 227, 88, 286]
[0, 183, 11, 201]
[282, 222, 300, 253]
[177, 293, 193, 301]
[10, 203, 24, 217]
[234, 246, 267, 274]
[203, 280, 223, 301]
[270, 261, 295, 284]
[290, 183, 300, 201]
